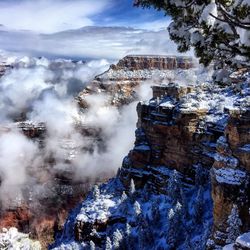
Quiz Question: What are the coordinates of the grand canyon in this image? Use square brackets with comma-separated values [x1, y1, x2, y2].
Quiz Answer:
[0, 0, 249, 250]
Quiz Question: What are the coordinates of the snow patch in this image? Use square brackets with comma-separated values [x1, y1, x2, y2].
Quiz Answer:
[0, 227, 41, 250]
[236, 232, 250, 248]
[214, 168, 246, 185]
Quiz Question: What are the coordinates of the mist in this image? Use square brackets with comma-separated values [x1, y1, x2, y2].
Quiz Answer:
[0, 54, 154, 207]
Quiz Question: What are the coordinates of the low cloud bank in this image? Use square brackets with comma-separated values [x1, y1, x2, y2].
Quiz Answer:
[0, 55, 153, 207]
[0, 26, 188, 60]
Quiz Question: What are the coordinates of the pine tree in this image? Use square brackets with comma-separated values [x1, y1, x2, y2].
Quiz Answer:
[134, 201, 142, 216]
[167, 170, 181, 204]
[226, 204, 242, 244]
[89, 241, 95, 250]
[121, 191, 128, 203]
[119, 191, 131, 217]
[166, 208, 178, 248]
[142, 183, 151, 201]
[129, 179, 136, 196]
[134, 0, 250, 74]
[92, 185, 100, 200]
[124, 223, 132, 250]
[105, 236, 112, 250]
[125, 223, 131, 237]
[113, 229, 123, 249]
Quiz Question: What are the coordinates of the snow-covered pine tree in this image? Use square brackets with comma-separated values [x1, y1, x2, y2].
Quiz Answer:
[129, 178, 136, 196]
[125, 223, 131, 236]
[167, 170, 182, 204]
[120, 191, 128, 203]
[134, 0, 250, 80]
[134, 201, 142, 216]
[92, 185, 100, 200]
[175, 201, 185, 223]
[166, 208, 178, 248]
[124, 223, 132, 250]
[105, 236, 112, 250]
[89, 241, 95, 250]
[119, 191, 131, 217]
[113, 229, 123, 249]
[174, 201, 188, 243]
[226, 204, 242, 244]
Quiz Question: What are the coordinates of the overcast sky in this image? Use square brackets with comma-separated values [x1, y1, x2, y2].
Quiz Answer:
[0, 0, 184, 59]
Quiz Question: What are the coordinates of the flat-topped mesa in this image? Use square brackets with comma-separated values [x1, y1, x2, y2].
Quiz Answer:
[112, 55, 193, 71]
[78, 55, 195, 108]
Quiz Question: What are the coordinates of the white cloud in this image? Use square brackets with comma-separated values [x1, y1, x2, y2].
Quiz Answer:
[0, 0, 112, 33]
[134, 19, 171, 31]
[0, 26, 187, 59]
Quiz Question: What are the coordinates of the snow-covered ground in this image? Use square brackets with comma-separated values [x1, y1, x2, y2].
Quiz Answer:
[0, 228, 41, 250]
[52, 167, 213, 250]
[236, 232, 250, 248]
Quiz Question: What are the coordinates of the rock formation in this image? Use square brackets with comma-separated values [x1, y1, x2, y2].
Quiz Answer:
[0, 55, 194, 248]
[52, 68, 249, 250]
[77, 55, 193, 107]
[1, 54, 249, 249]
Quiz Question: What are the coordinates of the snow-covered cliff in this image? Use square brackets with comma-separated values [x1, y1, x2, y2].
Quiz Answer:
[51, 69, 250, 249]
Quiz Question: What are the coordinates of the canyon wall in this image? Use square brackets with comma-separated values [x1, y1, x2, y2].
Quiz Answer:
[54, 71, 249, 249]
[120, 83, 250, 247]
[0, 55, 194, 249]
[77, 55, 193, 107]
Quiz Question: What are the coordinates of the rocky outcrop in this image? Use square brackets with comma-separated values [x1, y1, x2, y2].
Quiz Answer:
[77, 55, 194, 107]
[54, 74, 249, 249]
[120, 82, 250, 247]
[113, 55, 193, 71]
[210, 110, 250, 246]
[120, 83, 217, 189]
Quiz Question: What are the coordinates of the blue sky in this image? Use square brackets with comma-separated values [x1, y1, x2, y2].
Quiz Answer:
[93, 0, 167, 30]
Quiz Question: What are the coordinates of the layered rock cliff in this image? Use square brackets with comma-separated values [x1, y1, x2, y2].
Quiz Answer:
[77, 55, 193, 107]
[52, 69, 250, 250]
[0, 55, 196, 249]
[1, 54, 249, 249]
